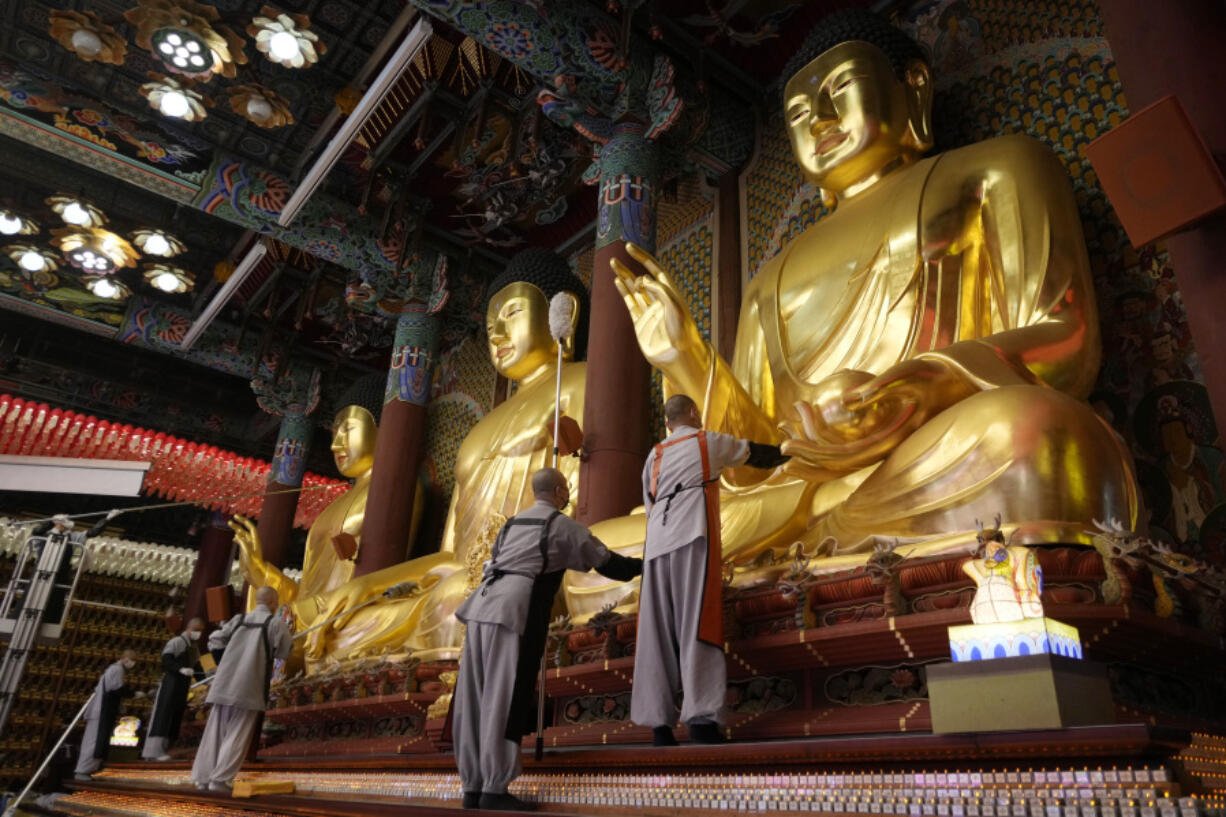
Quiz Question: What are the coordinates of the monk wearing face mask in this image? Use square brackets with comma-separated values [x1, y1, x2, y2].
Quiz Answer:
[75, 649, 144, 780]
[142, 617, 204, 761]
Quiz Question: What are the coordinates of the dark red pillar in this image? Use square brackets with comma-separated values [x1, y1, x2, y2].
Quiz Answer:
[184, 519, 234, 624]
[256, 412, 310, 570]
[355, 303, 438, 576]
[1099, 0, 1226, 429]
[577, 123, 657, 525]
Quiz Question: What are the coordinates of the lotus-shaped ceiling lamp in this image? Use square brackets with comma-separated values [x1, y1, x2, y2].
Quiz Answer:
[84, 275, 133, 300]
[140, 74, 209, 121]
[248, 7, 324, 69]
[143, 263, 195, 293]
[46, 195, 107, 228]
[48, 10, 128, 65]
[124, 0, 248, 81]
[0, 209, 38, 236]
[5, 245, 59, 274]
[131, 228, 186, 257]
[52, 227, 139, 273]
[227, 83, 294, 128]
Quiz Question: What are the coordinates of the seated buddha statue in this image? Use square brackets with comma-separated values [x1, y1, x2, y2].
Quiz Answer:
[233, 249, 598, 668]
[231, 376, 456, 671]
[568, 9, 1139, 618]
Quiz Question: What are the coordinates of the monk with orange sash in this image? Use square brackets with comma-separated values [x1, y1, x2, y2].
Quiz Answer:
[631, 395, 788, 746]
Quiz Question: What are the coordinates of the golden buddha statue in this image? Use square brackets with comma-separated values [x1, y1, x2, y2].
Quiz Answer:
[568, 9, 1139, 619]
[438, 248, 590, 559]
[232, 249, 597, 668]
[231, 377, 456, 671]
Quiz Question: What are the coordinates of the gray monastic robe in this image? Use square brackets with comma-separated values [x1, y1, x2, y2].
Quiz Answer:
[641, 425, 749, 561]
[631, 425, 749, 729]
[190, 605, 292, 789]
[75, 661, 130, 775]
[141, 632, 199, 759]
[454, 500, 639, 795]
[204, 605, 292, 711]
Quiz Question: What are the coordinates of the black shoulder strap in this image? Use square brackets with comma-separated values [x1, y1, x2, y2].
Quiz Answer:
[490, 515, 551, 565]
[536, 510, 563, 574]
[258, 614, 275, 704]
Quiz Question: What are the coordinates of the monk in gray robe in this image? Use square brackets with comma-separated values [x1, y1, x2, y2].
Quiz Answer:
[454, 467, 642, 812]
[75, 650, 143, 779]
[190, 587, 291, 793]
[631, 395, 787, 746]
[142, 617, 204, 761]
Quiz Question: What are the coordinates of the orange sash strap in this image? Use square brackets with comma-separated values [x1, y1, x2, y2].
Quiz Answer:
[649, 432, 699, 502]
[645, 431, 723, 648]
[695, 432, 723, 647]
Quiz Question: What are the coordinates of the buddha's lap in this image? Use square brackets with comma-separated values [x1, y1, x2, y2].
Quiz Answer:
[564, 385, 1134, 615]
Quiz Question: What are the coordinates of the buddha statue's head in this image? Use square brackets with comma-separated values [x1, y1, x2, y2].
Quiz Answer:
[782, 9, 933, 202]
[484, 248, 589, 381]
[330, 374, 383, 479]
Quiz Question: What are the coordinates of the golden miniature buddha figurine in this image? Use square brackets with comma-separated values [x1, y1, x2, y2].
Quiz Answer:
[571, 9, 1139, 618]
[232, 249, 598, 668]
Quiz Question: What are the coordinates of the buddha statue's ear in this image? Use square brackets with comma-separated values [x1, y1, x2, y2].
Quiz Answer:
[902, 59, 934, 153]
[556, 291, 580, 360]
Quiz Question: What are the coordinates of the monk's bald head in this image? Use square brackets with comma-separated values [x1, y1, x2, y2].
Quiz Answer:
[532, 468, 566, 498]
[532, 468, 570, 509]
[255, 586, 279, 609]
[664, 394, 701, 430]
[186, 617, 205, 633]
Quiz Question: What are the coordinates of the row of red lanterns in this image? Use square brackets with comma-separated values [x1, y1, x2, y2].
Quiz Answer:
[0, 394, 347, 528]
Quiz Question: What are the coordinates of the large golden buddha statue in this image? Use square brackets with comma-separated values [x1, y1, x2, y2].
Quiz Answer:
[569, 9, 1139, 618]
[232, 249, 596, 669]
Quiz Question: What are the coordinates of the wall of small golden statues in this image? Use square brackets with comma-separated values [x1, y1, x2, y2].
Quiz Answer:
[0, 559, 175, 791]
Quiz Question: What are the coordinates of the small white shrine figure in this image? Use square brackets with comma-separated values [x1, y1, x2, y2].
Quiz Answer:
[962, 518, 1045, 625]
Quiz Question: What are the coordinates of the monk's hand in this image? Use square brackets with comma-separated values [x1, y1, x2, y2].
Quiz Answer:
[611, 242, 707, 391]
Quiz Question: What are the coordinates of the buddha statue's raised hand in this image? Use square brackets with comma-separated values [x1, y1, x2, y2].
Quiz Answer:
[229, 515, 266, 581]
[611, 242, 708, 397]
[229, 514, 294, 601]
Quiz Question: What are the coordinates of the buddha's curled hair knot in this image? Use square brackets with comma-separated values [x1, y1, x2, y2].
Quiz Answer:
[334, 373, 385, 425]
[485, 247, 590, 360]
[782, 8, 927, 98]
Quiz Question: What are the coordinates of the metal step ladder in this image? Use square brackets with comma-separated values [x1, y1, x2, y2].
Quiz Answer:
[0, 524, 87, 739]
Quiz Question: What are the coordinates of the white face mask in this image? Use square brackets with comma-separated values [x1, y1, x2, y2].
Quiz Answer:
[121, 659, 135, 670]
[187, 630, 202, 641]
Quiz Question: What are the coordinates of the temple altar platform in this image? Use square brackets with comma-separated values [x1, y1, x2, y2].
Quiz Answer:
[43, 546, 1226, 817]
[47, 726, 1226, 817]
